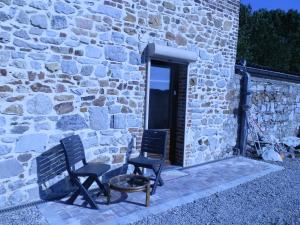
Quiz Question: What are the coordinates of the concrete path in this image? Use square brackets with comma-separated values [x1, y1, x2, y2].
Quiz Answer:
[38, 157, 283, 225]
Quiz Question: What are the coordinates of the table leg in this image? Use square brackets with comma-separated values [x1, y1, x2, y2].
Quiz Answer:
[107, 185, 111, 205]
[146, 183, 150, 207]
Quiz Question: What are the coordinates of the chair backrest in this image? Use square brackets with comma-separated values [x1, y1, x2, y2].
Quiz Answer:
[37, 144, 66, 185]
[60, 135, 86, 173]
[141, 130, 167, 158]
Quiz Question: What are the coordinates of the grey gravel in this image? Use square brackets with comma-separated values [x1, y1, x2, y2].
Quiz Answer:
[0, 205, 49, 225]
[130, 158, 300, 225]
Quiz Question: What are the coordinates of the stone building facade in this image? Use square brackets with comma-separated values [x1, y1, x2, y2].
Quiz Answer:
[0, 0, 240, 208]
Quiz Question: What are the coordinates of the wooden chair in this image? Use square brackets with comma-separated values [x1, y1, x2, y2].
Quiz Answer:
[128, 130, 167, 195]
[60, 135, 110, 209]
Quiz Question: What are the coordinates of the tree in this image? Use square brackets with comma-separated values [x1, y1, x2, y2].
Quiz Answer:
[237, 4, 300, 75]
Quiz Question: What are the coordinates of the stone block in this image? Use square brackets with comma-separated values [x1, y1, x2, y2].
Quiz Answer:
[0, 159, 24, 179]
[34, 122, 51, 131]
[0, 145, 11, 155]
[16, 10, 29, 24]
[13, 0, 26, 6]
[85, 45, 102, 59]
[126, 37, 138, 46]
[216, 80, 226, 88]
[104, 45, 127, 62]
[175, 34, 187, 46]
[45, 63, 60, 72]
[54, 1, 75, 14]
[0, 85, 12, 92]
[127, 114, 140, 127]
[0, 0, 11, 5]
[148, 14, 161, 28]
[0, 31, 10, 43]
[13, 29, 30, 40]
[92, 5, 122, 19]
[15, 133, 48, 153]
[112, 154, 124, 164]
[51, 15, 67, 30]
[54, 102, 74, 115]
[83, 133, 98, 149]
[8, 180, 24, 191]
[223, 20, 233, 31]
[111, 114, 126, 129]
[29, 1, 48, 10]
[11, 52, 25, 59]
[13, 38, 28, 48]
[93, 96, 106, 106]
[27, 94, 52, 115]
[30, 83, 52, 93]
[124, 13, 136, 23]
[163, 1, 176, 11]
[0, 116, 5, 126]
[30, 43, 48, 50]
[0, 185, 6, 195]
[214, 18, 223, 28]
[61, 60, 78, 75]
[109, 105, 122, 114]
[111, 32, 124, 44]
[0, 51, 10, 66]
[213, 52, 224, 64]
[2, 104, 23, 115]
[0, 11, 10, 22]
[29, 27, 43, 35]
[75, 17, 93, 30]
[199, 48, 212, 60]
[30, 61, 41, 70]
[56, 114, 88, 131]
[129, 52, 141, 65]
[81, 65, 94, 76]
[11, 125, 29, 134]
[30, 14, 48, 29]
[8, 190, 28, 205]
[40, 37, 64, 45]
[89, 107, 109, 130]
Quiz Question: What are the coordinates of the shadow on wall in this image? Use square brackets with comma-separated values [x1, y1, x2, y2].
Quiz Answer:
[36, 144, 76, 201]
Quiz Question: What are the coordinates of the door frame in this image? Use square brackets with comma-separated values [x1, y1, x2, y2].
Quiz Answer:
[145, 57, 190, 167]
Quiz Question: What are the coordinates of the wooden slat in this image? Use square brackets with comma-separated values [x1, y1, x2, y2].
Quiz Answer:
[141, 130, 167, 155]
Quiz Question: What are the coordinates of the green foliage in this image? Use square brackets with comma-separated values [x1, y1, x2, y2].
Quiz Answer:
[237, 4, 300, 74]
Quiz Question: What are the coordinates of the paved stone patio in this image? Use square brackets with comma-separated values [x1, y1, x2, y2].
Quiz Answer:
[38, 157, 283, 225]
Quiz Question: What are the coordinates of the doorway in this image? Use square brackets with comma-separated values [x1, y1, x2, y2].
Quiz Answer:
[147, 60, 187, 166]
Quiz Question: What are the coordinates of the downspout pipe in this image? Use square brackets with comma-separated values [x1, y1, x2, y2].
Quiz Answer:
[238, 61, 252, 155]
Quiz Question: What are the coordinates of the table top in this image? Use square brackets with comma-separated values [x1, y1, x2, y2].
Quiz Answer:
[109, 174, 149, 191]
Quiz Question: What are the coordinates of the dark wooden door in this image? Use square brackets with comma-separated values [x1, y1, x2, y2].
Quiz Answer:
[148, 61, 178, 164]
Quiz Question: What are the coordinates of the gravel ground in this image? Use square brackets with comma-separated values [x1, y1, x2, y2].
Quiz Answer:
[131, 158, 300, 225]
[0, 205, 49, 225]
[0, 158, 299, 225]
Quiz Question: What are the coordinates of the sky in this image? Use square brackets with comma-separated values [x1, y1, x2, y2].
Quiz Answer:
[241, 0, 300, 12]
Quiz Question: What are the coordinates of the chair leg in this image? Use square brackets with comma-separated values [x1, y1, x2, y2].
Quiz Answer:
[67, 177, 97, 209]
[158, 172, 164, 186]
[95, 177, 108, 196]
[133, 166, 143, 175]
[150, 164, 163, 195]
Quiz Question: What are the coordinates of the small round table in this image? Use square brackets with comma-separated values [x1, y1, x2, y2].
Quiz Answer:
[107, 174, 151, 207]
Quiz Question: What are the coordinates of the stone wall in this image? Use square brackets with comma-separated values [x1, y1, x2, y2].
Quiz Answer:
[0, 0, 240, 208]
[249, 76, 300, 139]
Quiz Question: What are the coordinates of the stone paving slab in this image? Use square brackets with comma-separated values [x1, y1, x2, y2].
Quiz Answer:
[38, 157, 283, 225]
